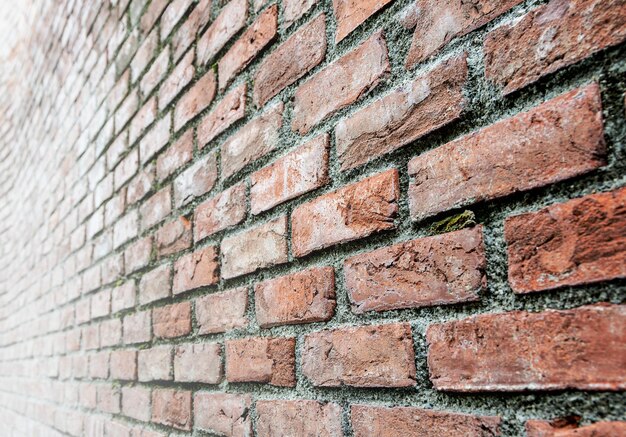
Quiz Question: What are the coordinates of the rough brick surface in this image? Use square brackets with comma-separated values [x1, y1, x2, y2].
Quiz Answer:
[226, 337, 296, 386]
[151, 389, 192, 430]
[408, 84, 606, 221]
[174, 70, 217, 131]
[257, 400, 343, 437]
[196, 287, 249, 334]
[525, 419, 626, 437]
[302, 323, 416, 387]
[172, 245, 219, 294]
[351, 405, 501, 437]
[198, 83, 247, 148]
[506, 187, 626, 293]
[194, 182, 247, 241]
[194, 393, 252, 436]
[344, 227, 486, 313]
[153, 302, 192, 339]
[198, 0, 248, 65]
[292, 169, 399, 257]
[333, 0, 393, 42]
[255, 266, 336, 327]
[174, 343, 222, 383]
[427, 304, 626, 392]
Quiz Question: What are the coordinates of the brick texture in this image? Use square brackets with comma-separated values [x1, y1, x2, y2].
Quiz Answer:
[225, 337, 296, 386]
[257, 400, 343, 437]
[525, 419, 626, 437]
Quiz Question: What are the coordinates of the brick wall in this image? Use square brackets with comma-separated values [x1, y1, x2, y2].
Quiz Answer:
[0, 0, 625, 436]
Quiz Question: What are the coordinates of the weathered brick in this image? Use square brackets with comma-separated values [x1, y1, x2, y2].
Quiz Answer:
[110, 350, 137, 381]
[138, 346, 173, 381]
[131, 29, 158, 81]
[220, 102, 283, 179]
[427, 304, 626, 391]
[139, 115, 171, 164]
[257, 400, 343, 437]
[156, 129, 193, 181]
[100, 317, 122, 347]
[251, 133, 329, 214]
[218, 5, 278, 90]
[123, 310, 151, 344]
[153, 302, 192, 339]
[337, 54, 467, 170]
[140, 186, 171, 230]
[505, 187, 626, 293]
[344, 227, 486, 313]
[141, 47, 170, 97]
[302, 323, 416, 387]
[198, 83, 247, 148]
[159, 50, 194, 110]
[174, 343, 222, 383]
[253, 14, 326, 107]
[140, 0, 169, 34]
[151, 389, 192, 431]
[160, 0, 193, 41]
[292, 169, 399, 257]
[172, 0, 212, 61]
[485, 0, 626, 94]
[283, 0, 319, 29]
[351, 405, 501, 437]
[173, 245, 219, 294]
[221, 216, 288, 279]
[114, 149, 139, 190]
[127, 163, 156, 205]
[112, 281, 137, 313]
[174, 70, 217, 131]
[196, 287, 249, 334]
[129, 97, 157, 145]
[198, 0, 248, 65]
[124, 237, 152, 274]
[194, 183, 246, 241]
[155, 216, 192, 257]
[122, 386, 151, 422]
[292, 30, 389, 134]
[408, 84, 606, 222]
[333, 0, 393, 42]
[173, 150, 218, 207]
[194, 393, 252, 436]
[139, 264, 171, 305]
[526, 419, 626, 437]
[225, 337, 296, 386]
[97, 384, 120, 414]
[406, 0, 523, 68]
[255, 266, 335, 327]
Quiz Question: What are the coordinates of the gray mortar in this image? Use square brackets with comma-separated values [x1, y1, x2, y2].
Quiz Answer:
[2, 0, 625, 435]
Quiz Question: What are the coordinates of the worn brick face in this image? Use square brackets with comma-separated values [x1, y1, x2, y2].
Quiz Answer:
[197, 0, 248, 65]
[408, 84, 606, 222]
[174, 70, 217, 131]
[255, 266, 336, 327]
[505, 187, 626, 293]
[153, 302, 192, 339]
[525, 419, 626, 437]
[292, 169, 399, 257]
[257, 400, 343, 437]
[226, 337, 296, 386]
[158, 51, 194, 111]
[198, 83, 247, 148]
[172, 245, 219, 294]
[196, 287, 249, 334]
[173, 151, 218, 207]
[194, 183, 247, 242]
[292, 30, 389, 134]
[427, 304, 626, 391]
[302, 323, 416, 387]
[151, 389, 192, 430]
[345, 227, 486, 313]
[333, 0, 393, 42]
[194, 393, 252, 436]
[174, 343, 222, 383]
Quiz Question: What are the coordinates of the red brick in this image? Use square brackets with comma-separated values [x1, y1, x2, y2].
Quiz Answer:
[124, 237, 152, 274]
[127, 163, 156, 205]
[337, 54, 467, 170]
[172, 245, 219, 294]
[114, 149, 139, 190]
[97, 385, 120, 414]
[194, 393, 252, 436]
[139, 115, 171, 164]
[292, 169, 399, 257]
[129, 97, 157, 145]
[333, 0, 393, 42]
[283, 0, 319, 29]
[345, 226, 486, 313]
[257, 400, 343, 437]
[110, 350, 137, 380]
[173, 150, 218, 207]
[115, 90, 139, 134]
[140, 186, 171, 230]
[251, 133, 329, 214]
[221, 216, 288, 279]
[138, 346, 173, 381]
[89, 351, 110, 379]
[100, 318, 122, 347]
[427, 303, 626, 392]
[172, 0, 212, 61]
[302, 323, 416, 387]
[218, 5, 278, 90]
[174, 343, 222, 383]
[153, 302, 192, 339]
[131, 29, 158, 81]
[292, 30, 389, 134]
[174, 70, 217, 131]
[526, 419, 626, 437]
[91, 289, 111, 319]
[351, 405, 501, 437]
[112, 281, 137, 313]
[196, 287, 249, 334]
[140, 0, 169, 33]
[255, 267, 335, 327]
[159, 51, 194, 110]
[225, 337, 296, 386]
[253, 14, 326, 107]
[485, 0, 626, 95]
[194, 182, 247, 242]
[160, 0, 193, 41]
[156, 129, 193, 181]
[122, 386, 151, 422]
[155, 216, 192, 257]
[220, 102, 283, 179]
[198, 83, 247, 148]
[406, 0, 523, 68]
[139, 264, 171, 305]
[408, 84, 606, 222]
[505, 187, 626, 293]
[123, 310, 151, 344]
[198, 0, 248, 65]
[151, 389, 192, 431]
[113, 210, 138, 248]
[141, 47, 170, 97]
